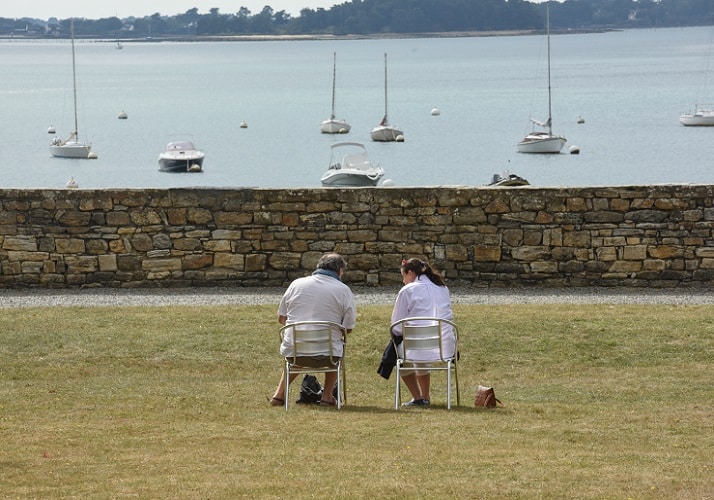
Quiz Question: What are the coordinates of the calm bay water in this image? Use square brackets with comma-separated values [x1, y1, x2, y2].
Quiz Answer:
[1, 27, 712, 190]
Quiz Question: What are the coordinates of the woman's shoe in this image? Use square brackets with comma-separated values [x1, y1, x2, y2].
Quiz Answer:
[269, 397, 284, 406]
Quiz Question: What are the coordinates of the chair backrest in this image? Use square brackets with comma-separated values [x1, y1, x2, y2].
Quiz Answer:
[293, 327, 332, 356]
[390, 317, 458, 363]
[281, 321, 346, 364]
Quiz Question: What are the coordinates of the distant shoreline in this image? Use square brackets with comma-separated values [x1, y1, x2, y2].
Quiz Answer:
[0, 28, 615, 43]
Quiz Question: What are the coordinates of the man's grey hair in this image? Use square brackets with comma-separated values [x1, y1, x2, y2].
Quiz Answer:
[316, 253, 347, 273]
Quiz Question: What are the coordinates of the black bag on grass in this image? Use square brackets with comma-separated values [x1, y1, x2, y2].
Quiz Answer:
[296, 374, 322, 404]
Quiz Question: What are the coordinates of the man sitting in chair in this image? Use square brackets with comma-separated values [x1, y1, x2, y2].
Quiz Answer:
[270, 253, 356, 407]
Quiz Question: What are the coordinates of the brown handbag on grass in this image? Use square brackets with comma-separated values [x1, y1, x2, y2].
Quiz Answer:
[474, 385, 504, 408]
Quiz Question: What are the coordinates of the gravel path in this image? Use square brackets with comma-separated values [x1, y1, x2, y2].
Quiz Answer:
[1, 286, 713, 308]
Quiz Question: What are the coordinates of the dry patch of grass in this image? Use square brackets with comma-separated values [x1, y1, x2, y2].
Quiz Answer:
[1, 303, 713, 498]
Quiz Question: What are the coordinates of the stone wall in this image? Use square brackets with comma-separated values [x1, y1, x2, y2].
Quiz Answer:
[1, 185, 714, 289]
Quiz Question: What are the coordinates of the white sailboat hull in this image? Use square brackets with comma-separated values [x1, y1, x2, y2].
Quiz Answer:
[50, 141, 92, 159]
[517, 132, 566, 154]
[680, 108, 714, 126]
[370, 125, 403, 142]
[320, 118, 351, 134]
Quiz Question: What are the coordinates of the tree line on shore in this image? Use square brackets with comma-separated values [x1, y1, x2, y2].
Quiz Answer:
[3, 0, 714, 39]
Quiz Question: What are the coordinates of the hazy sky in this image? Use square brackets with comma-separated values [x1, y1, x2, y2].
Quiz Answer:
[1, 1, 341, 20]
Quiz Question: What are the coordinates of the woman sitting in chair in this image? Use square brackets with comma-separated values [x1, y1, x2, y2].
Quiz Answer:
[391, 257, 455, 407]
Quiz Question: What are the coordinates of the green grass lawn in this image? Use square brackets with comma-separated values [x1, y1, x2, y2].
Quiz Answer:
[1, 303, 712, 498]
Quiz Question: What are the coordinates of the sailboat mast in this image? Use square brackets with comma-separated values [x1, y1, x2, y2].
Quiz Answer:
[70, 20, 79, 140]
[383, 53, 388, 123]
[546, 2, 553, 135]
[330, 52, 337, 119]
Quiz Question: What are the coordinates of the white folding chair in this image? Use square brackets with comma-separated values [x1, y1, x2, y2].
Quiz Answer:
[390, 317, 460, 410]
[280, 321, 347, 410]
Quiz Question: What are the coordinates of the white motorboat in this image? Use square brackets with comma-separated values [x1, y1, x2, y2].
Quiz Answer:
[320, 52, 351, 134]
[488, 173, 530, 187]
[50, 20, 95, 160]
[158, 141, 205, 173]
[680, 106, 714, 126]
[517, 2, 566, 154]
[320, 142, 384, 187]
[371, 53, 403, 142]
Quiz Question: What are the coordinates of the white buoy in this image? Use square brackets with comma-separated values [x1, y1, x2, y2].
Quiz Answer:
[396, 134, 405, 142]
[88, 152, 99, 159]
[240, 121, 248, 128]
[569, 145, 580, 154]
[66, 177, 78, 189]
[339, 128, 348, 134]
[431, 107, 441, 116]
[381, 179, 394, 186]
[47, 126, 56, 134]
[118, 111, 128, 119]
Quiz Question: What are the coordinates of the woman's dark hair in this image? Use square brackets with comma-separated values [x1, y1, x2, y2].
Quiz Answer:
[400, 257, 446, 287]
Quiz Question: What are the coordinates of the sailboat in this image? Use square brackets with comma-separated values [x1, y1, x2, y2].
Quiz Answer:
[50, 20, 95, 159]
[371, 53, 403, 142]
[320, 52, 351, 134]
[680, 28, 714, 125]
[517, 2, 566, 154]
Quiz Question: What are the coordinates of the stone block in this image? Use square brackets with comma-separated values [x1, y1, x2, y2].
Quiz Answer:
[474, 246, 501, 262]
[130, 210, 162, 226]
[623, 245, 647, 260]
[183, 254, 213, 270]
[54, 238, 85, 254]
[3, 236, 38, 251]
[98, 254, 118, 272]
[245, 253, 266, 272]
[511, 246, 550, 261]
[695, 247, 714, 258]
[187, 207, 213, 224]
[142, 258, 182, 272]
[130, 233, 154, 252]
[648, 245, 683, 259]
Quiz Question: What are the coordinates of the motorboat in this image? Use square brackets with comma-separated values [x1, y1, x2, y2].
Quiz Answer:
[158, 141, 205, 173]
[50, 20, 96, 160]
[320, 142, 384, 187]
[371, 53, 403, 142]
[517, 3, 566, 154]
[320, 52, 351, 134]
[488, 173, 530, 187]
[680, 106, 714, 126]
